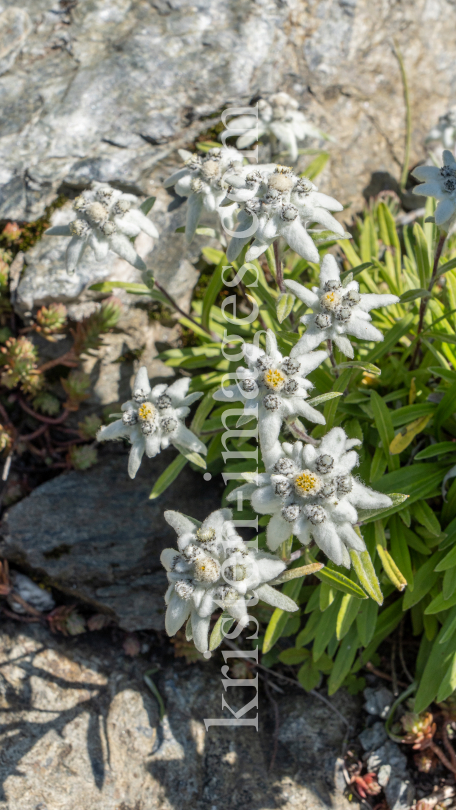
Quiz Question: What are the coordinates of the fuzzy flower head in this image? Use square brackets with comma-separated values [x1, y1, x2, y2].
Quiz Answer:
[45, 182, 158, 273]
[412, 149, 456, 231]
[230, 93, 325, 162]
[225, 164, 344, 264]
[285, 255, 399, 359]
[164, 147, 244, 243]
[161, 508, 297, 653]
[229, 428, 392, 568]
[213, 329, 327, 464]
[96, 367, 206, 479]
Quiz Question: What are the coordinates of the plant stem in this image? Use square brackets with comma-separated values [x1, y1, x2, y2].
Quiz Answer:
[154, 280, 214, 338]
[273, 240, 285, 292]
[410, 231, 447, 370]
[394, 43, 412, 191]
[286, 417, 319, 446]
[279, 536, 293, 562]
[327, 339, 339, 378]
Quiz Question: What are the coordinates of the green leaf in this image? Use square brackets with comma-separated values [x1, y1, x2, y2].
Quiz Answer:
[313, 596, 342, 660]
[437, 652, 456, 702]
[436, 256, 456, 279]
[306, 391, 343, 407]
[139, 196, 156, 215]
[370, 390, 398, 471]
[336, 594, 362, 640]
[402, 551, 444, 609]
[324, 369, 352, 430]
[356, 599, 379, 647]
[389, 414, 432, 455]
[301, 151, 329, 181]
[415, 442, 456, 460]
[202, 261, 225, 331]
[399, 288, 431, 303]
[149, 454, 187, 499]
[202, 246, 225, 265]
[327, 624, 359, 695]
[414, 630, 456, 712]
[341, 262, 373, 279]
[278, 648, 309, 665]
[297, 658, 321, 691]
[349, 549, 383, 604]
[438, 605, 456, 645]
[209, 612, 235, 651]
[366, 314, 414, 362]
[276, 292, 295, 324]
[262, 577, 304, 653]
[173, 443, 206, 468]
[374, 463, 445, 500]
[412, 501, 441, 536]
[273, 562, 324, 584]
[316, 568, 367, 599]
[413, 222, 431, 288]
[89, 281, 150, 295]
[424, 589, 456, 615]
[435, 544, 456, 572]
[434, 380, 456, 435]
[335, 361, 381, 376]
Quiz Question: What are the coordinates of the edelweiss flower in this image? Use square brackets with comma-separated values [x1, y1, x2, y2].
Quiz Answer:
[228, 428, 392, 568]
[96, 367, 206, 479]
[45, 181, 158, 273]
[161, 508, 297, 653]
[412, 149, 456, 230]
[213, 329, 327, 462]
[164, 146, 244, 242]
[285, 255, 399, 359]
[230, 93, 324, 161]
[225, 165, 344, 263]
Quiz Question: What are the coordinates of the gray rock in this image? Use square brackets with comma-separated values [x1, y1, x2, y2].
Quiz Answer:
[358, 720, 388, 752]
[378, 763, 392, 787]
[363, 686, 394, 718]
[0, 619, 361, 810]
[0, 447, 224, 631]
[0, 0, 456, 222]
[384, 774, 415, 810]
[367, 740, 408, 777]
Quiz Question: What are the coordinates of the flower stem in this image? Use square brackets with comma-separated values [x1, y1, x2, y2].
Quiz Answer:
[279, 536, 293, 562]
[154, 280, 214, 338]
[286, 417, 319, 446]
[273, 240, 285, 293]
[327, 339, 339, 378]
[410, 231, 446, 370]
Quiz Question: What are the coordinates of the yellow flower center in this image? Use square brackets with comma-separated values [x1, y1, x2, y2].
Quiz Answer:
[138, 402, 157, 422]
[320, 291, 341, 311]
[294, 470, 322, 497]
[264, 368, 286, 391]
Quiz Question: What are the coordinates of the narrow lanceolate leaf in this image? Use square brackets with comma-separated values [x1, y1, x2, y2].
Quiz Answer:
[340, 262, 373, 279]
[172, 443, 207, 469]
[276, 292, 295, 324]
[263, 577, 304, 654]
[370, 390, 398, 471]
[257, 583, 299, 611]
[316, 568, 368, 600]
[434, 381, 456, 435]
[278, 648, 308, 665]
[327, 624, 359, 696]
[139, 196, 156, 215]
[414, 630, 456, 712]
[376, 546, 407, 591]
[399, 289, 431, 303]
[389, 414, 432, 455]
[90, 281, 150, 295]
[202, 260, 225, 330]
[272, 562, 324, 584]
[209, 612, 235, 651]
[336, 594, 362, 640]
[437, 652, 456, 703]
[306, 392, 343, 407]
[335, 362, 381, 376]
[357, 493, 409, 524]
[415, 442, 456, 460]
[349, 550, 383, 605]
[149, 454, 187, 499]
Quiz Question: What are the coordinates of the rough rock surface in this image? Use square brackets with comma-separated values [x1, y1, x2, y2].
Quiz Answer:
[0, 447, 224, 631]
[0, 0, 455, 224]
[0, 620, 361, 810]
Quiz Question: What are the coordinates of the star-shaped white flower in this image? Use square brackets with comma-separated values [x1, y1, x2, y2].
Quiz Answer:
[96, 367, 206, 479]
[228, 428, 392, 569]
[225, 165, 344, 263]
[412, 149, 456, 230]
[164, 146, 244, 242]
[45, 181, 158, 273]
[213, 329, 327, 464]
[161, 508, 297, 653]
[285, 254, 399, 359]
[230, 93, 325, 162]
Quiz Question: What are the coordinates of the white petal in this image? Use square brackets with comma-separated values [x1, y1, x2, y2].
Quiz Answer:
[185, 193, 204, 243]
[443, 149, 456, 166]
[296, 349, 328, 376]
[191, 613, 211, 653]
[266, 513, 291, 551]
[109, 232, 146, 269]
[256, 583, 298, 611]
[251, 485, 280, 515]
[164, 510, 197, 535]
[173, 422, 207, 455]
[291, 398, 326, 425]
[45, 224, 72, 236]
[412, 181, 445, 199]
[246, 239, 271, 261]
[66, 236, 86, 273]
[145, 432, 161, 458]
[310, 208, 345, 236]
[412, 165, 440, 182]
[345, 319, 383, 342]
[435, 197, 456, 226]
[291, 327, 327, 355]
[255, 550, 286, 582]
[164, 167, 189, 188]
[129, 209, 159, 238]
[133, 367, 151, 398]
[284, 279, 318, 308]
[160, 548, 181, 571]
[311, 192, 344, 212]
[312, 522, 346, 567]
[348, 480, 392, 510]
[319, 427, 347, 460]
[259, 408, 283, 451]
[337, 522, 366, 552]
[213, 384, 244, 403]
[166, 376, 190, 401]
[97, 420, 129, 442]
[128, 440, 145, 478]
[280, 219, 319, 263]
[320, 254, 341, 286]
[165, 591, 191, 636]
[333, 334, 353, 358]
[357, 294, 400, 312]
[331, 500, 358, 524]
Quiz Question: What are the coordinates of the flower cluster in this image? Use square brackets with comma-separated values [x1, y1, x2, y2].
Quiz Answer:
[229, 92, 325, 161]
[286, 254, 399, 358]
[225, 164, 344, 263]
[45, 181, 158, 273]
[97, 367, 206, 478]
[214, 329, 326, 464]
[164, 146, 244, 242]
[413, 149, 456, 231]
[161, 508, 298, 653]
[228, 428, 392, 568]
